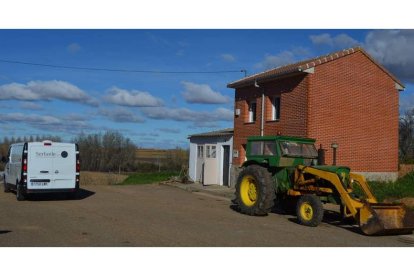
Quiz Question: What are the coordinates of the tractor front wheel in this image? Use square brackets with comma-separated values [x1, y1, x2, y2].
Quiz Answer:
[296, 194, 324, 227]
[235, 165, 275, 216]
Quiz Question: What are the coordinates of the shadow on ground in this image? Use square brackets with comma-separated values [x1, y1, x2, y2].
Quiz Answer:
[13, 188, 95, 201]
[0, 230, 12, 235]
[230, 202, 364, 235]
[285, 210, 363, 235]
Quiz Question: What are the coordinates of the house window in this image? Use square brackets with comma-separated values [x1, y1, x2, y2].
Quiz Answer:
[272, 96, 281, 120]
[197, 145, 204, 158]
[206, 145, 216, 158]
[248, 100, 256, 123]
[211, 146, 216, 158]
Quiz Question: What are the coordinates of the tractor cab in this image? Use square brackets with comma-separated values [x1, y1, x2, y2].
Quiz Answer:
[245, 136, 318, 167]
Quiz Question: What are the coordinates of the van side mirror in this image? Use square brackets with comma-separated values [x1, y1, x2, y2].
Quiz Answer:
[1, 156, 7, 163]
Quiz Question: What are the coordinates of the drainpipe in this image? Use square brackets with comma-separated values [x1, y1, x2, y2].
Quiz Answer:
[254, 79, 265, 137]
[260, 92, 264, 136]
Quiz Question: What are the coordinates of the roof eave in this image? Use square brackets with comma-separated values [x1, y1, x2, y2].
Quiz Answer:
[227, 68, 305, 89]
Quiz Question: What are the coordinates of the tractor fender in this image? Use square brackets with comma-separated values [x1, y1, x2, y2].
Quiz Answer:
[242, 160, 269, 169]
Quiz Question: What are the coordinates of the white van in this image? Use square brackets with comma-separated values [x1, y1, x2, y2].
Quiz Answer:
[2, 141, 80, 201]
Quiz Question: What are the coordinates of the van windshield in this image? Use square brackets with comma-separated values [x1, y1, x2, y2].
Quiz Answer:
[279, 141, 317, 158]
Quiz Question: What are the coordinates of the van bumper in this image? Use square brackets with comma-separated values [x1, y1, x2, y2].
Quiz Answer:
[26, 188, 78, 194]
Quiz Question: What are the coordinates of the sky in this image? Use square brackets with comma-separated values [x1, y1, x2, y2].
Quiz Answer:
[1, 29, 414, 148]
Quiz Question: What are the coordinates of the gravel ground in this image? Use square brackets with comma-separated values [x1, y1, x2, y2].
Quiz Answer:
[0, 183, 413, 246]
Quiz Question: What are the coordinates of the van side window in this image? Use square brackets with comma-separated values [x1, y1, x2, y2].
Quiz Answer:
[11, 145, 23, 163]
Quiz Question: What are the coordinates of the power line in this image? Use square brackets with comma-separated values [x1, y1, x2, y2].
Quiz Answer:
[0, 58, 246, 75]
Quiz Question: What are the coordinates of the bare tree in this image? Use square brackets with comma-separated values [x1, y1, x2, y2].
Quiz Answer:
[399, 108, 414, 162]
[73, 131, 136, 172]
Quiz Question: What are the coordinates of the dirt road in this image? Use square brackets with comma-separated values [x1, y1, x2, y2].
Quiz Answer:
[0, 184, 413, 246]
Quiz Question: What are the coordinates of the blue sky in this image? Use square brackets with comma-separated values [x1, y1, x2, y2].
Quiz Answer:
[0, 29, 413, 148]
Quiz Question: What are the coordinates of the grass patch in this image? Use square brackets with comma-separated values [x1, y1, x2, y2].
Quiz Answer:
[81, 171, 128, 186]
[120, 171, 179, 185]
[367, 172, 414, 202]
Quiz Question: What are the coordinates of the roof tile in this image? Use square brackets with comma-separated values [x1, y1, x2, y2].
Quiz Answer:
[227, 47, 404, 89]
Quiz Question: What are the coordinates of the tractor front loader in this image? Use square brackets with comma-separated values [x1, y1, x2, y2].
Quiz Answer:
[234, 136, 414, 235]
[294, 165, 414, 235]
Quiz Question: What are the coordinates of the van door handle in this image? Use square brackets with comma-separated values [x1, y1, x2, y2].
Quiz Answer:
[55, 170, 59, 174]
[40, 171, 49, 173]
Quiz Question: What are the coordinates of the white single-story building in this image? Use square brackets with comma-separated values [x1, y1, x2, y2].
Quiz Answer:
[188, 128, 233, 186]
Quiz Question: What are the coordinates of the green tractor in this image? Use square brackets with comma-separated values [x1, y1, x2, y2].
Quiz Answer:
[234, 136, 414, 235]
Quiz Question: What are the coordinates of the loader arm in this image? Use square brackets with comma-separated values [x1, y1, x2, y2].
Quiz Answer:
[295, 165, 365, 217]
[295, 165, 414, 235]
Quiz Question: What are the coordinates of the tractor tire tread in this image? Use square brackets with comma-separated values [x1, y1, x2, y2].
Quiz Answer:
[296, 194, 324, 227]
[235, 164, 276, 216]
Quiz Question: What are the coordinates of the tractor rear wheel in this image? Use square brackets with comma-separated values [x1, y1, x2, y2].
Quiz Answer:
[235, 165, 275, 216]
[296, 194, 324, 227]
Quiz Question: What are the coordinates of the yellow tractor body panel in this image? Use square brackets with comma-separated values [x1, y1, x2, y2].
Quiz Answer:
[295, 165, 414, 235]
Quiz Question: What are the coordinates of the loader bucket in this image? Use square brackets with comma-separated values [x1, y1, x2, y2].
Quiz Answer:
[359, 203, 414, 235]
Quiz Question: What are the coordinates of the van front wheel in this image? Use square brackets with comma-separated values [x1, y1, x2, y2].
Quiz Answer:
[3, 178, 10, 193]
[16, 182, 25, 201]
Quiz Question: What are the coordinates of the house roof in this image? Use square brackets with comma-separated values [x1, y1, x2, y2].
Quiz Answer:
[227, 46, 405, 89]
[188, 128, 233, 139]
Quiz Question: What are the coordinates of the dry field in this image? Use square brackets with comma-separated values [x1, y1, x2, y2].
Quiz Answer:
[80, 171, 128, 186]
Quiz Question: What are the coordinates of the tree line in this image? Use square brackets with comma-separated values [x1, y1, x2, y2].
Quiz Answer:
[0, 131, 188, 173]
[399, 108, 414, 163]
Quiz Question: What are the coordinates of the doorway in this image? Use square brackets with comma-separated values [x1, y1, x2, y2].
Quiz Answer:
[222, 145, 230, 186]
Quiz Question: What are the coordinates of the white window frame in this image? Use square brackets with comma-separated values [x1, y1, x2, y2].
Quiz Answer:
[211, 145, 216, 158]
[205, 144, 217, 159]
[197, 145, 204, 158]
[272, 96, 281, 121]
[248, 100, 257, 123]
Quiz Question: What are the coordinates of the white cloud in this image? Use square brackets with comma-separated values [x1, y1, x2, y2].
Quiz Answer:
[0, 112, 94, 135]
[99, 108, 145, 123]
[188, 121, 221, 129]
[221, 54, 236, 62]
[309, 33, 359, 49]
[105, 87, 164, 107]
[0, 113, 61, 124]
[309, 33, 333, 46]
[141, 106, 233, 122]
[0, 80, 97, 106]
[256, 51, 296, 69]
[67, 43, 81, 54]
[157, 128, 181, 134]
[19, 102, 43, 110]
[181, 81, 230, 104]
[0, 83, 38, 100]
[364, 30, 414, 83]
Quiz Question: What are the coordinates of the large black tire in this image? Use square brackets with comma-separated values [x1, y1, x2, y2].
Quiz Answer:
[3, 177, 10, 193]
[235, 165, 276, 216]
[16, 182, 25, 201]
[296, 194, 324, 227]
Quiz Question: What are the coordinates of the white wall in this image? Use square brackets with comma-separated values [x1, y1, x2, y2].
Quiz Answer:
[188, 141, 198, 182]
[188, 135, 233, 186]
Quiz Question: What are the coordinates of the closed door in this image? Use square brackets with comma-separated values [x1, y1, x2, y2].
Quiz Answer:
[52, 144, 76, 188]
[222, 145, 230, 186]
[196, 145, 204, 182]
[203, 144, 218, 185]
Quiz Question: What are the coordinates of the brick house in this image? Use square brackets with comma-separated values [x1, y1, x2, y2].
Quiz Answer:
[227, 47, 404, 181]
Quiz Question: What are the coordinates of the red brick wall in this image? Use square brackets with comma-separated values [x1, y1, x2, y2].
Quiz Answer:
[307, 51, 399, 172]
[233, 74, 308, 165]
